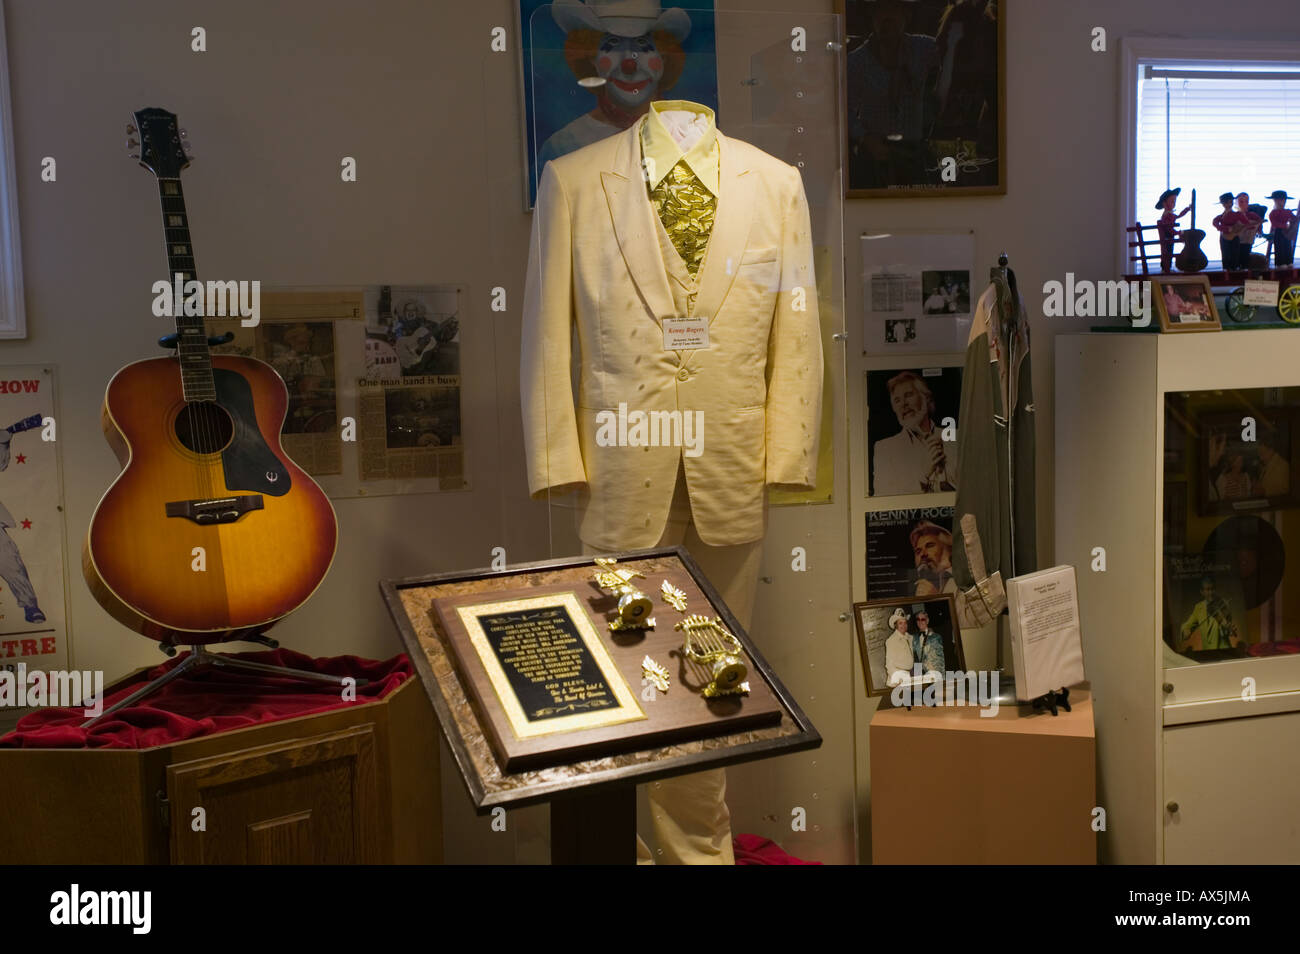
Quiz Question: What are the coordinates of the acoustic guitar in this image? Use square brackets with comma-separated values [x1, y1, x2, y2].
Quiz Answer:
[1175, 189, 1208, 272]
[83, 108, 337, 647]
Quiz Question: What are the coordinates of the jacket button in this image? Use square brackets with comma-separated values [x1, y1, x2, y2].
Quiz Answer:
[677, 368, 689, 381]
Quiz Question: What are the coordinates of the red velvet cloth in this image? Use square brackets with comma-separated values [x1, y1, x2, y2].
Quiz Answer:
[0, 649, 412, 749]
[733, 834, 822, 865]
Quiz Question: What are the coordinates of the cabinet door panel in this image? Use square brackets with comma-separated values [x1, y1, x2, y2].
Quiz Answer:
[168, 724, 381, 864]
[1164, 711, 1300, 863]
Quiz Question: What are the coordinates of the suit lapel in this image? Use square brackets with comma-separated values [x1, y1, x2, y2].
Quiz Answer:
[692, 131, 755, 327]
[602, 122, 675, 326]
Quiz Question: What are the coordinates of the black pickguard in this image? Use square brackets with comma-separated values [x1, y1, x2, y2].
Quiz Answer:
[214, 368, 291, 496]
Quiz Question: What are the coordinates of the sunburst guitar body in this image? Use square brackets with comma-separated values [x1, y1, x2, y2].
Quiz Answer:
[84, 107, 337, 646]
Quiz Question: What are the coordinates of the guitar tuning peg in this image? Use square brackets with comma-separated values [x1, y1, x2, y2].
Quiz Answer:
[126, 123, 137, 134]
[179, 129, 187, 139]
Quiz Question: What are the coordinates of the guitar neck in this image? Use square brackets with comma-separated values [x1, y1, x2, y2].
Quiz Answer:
[157, 177, 215, 402]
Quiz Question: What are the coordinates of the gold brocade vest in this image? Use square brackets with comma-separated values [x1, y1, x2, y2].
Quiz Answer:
[649, 160, 716, 315]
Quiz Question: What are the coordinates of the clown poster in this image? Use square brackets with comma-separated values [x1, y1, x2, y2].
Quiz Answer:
[519, 0, 719, 208]
[0, 366, 69, 677]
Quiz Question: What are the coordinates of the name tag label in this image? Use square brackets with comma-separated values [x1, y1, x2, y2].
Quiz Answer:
[663, 316, 710, 351]
[1244, 279, 1279, 307]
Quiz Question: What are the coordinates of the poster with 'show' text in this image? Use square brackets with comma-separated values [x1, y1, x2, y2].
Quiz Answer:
[0, 367, 68, 677]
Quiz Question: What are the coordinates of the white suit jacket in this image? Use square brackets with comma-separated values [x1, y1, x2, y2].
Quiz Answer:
[521, 119, 823, 549]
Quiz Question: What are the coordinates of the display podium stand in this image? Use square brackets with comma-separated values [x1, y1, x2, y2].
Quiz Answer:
[870, 686, 1096, 864]
[382, 547, 822, 865]
[0, 668, 440, 864]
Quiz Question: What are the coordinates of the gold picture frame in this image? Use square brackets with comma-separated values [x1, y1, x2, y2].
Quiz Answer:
[1150, 274, 1222, 332]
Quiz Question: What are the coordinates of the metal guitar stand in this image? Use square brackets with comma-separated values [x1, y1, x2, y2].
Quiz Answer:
[81, 639, 368, 729]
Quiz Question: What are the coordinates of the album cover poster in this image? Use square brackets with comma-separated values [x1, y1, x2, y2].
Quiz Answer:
[866, 366, 961, 496]
[866, 507, 955, 599]
[0, 366, 68, 675]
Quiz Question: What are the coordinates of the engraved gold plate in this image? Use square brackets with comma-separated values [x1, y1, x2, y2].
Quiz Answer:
[455, 592, 646, 740]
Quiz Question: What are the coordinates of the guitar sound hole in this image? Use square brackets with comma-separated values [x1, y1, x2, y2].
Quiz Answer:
[174, 402, 234, 455]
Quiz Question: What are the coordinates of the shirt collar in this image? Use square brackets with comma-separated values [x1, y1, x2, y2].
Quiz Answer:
[640, 100, 719, 195]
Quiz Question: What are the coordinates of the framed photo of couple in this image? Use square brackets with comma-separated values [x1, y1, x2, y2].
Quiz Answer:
[853, 593, 966, 697]
[1150, 275, 1222, 333]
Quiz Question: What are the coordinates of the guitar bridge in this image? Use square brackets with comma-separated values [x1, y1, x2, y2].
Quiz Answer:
[165, 495, 264, 524]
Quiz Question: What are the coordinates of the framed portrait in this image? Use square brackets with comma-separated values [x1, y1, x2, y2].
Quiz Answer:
[853, 594, 965, 697]
[866, 365, 962, 496]
[836, 0, 1005, 197]
[517, 0, 719, 209]
[1150, 275, 1222, 332]
[1196, 408, 1299, 516]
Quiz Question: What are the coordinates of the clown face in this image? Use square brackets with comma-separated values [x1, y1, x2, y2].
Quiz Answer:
[593, 33, 665, 109]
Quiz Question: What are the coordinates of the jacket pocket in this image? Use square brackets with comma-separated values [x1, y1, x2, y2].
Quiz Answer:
[740, 246, 778, 265]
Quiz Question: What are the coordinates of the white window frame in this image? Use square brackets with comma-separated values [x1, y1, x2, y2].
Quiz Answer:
[1118, 36, 1300, 279]
[0, 2, 24, 338]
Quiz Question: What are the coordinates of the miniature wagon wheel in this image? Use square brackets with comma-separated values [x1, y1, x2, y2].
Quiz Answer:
[1224, 287, 1255, 323]
[1278, 285, 1300, 324]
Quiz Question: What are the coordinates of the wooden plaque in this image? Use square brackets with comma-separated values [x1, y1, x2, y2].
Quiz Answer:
[432, 565, 784, 772]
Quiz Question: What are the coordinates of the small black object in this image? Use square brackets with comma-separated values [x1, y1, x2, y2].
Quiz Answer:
[208, 332, 234, 346]
[158, 333, 179, 348]
[1029, 686, 1071, 716]
[1219, 191, 1235, 205]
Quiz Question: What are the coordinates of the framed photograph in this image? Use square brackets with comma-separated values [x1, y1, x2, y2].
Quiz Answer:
[867, 366, 962, 496]
[517, 0, 719, 209]
[853, 594, 965, 697]
[1151, 275, 1221, 332]
[836, 0, 1005, 197]
[1197, 408, 1299, 515]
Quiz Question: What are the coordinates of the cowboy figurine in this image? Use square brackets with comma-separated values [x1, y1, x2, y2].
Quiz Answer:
[1155, 187, 1191, 273]
[1212, 191, 1240, 270]
[1267, 190, 1296, 268]
[1232, 192, 1263, 268]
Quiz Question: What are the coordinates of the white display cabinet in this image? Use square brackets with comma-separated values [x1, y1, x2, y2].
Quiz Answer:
[1056, 329, 1300, 864]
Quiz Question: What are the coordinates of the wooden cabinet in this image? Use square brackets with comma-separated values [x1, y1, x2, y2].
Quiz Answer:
[0, 676, 439, 864]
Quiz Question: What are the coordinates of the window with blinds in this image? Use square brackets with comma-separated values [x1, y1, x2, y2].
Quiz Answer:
[1135, 62, 1300, 265]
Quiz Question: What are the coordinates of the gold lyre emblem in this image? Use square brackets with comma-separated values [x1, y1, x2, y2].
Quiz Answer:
[593, 557, 655, 632]
[675, 614, 749, 697]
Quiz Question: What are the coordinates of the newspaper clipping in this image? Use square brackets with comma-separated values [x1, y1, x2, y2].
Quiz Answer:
[213, 291, 356, 477]
[359, 285, 464, 487]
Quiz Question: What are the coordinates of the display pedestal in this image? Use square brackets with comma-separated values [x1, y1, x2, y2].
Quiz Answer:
[870, 685, 1096, 864]
[0, 670, 440, 864]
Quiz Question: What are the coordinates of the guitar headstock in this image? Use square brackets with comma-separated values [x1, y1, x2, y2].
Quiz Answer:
[127, 107, 192, 177]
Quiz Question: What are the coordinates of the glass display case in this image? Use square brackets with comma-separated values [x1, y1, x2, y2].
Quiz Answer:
[1163, 387, 1300, 668]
